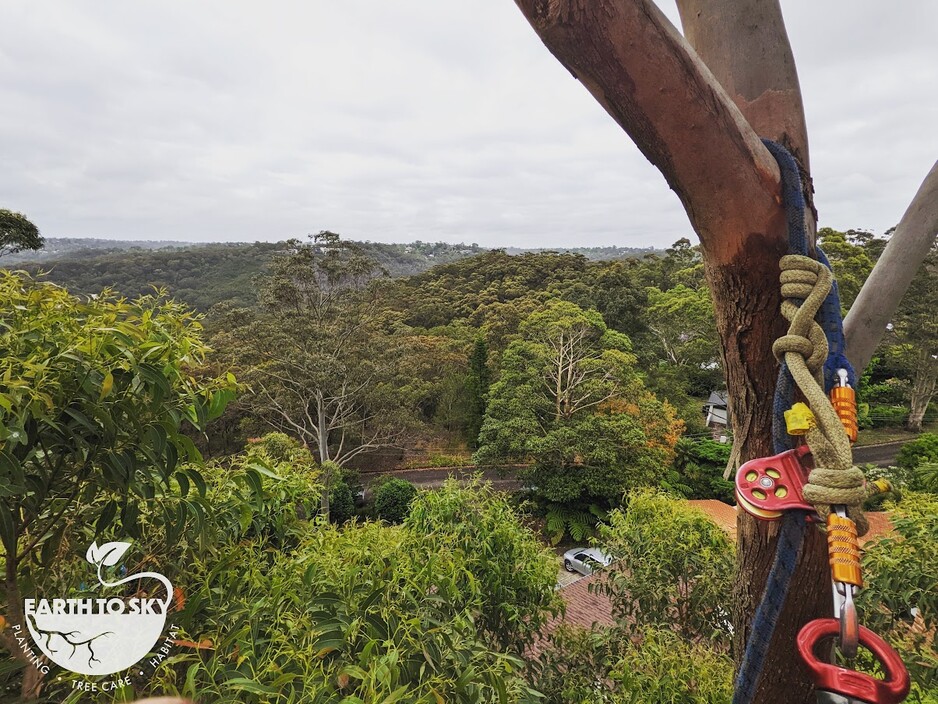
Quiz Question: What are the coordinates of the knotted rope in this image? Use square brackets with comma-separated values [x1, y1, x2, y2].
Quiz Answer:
[734, 139, 864, 704]
[773, 254, 868, 534]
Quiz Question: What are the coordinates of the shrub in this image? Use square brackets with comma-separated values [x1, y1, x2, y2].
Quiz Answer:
[373, 477, 418, 523]
[598, 489, 735, 645]
[859, 493, 938, 695]
[328, 480, 356, 523]
[608, 627, 734, 703]
[669, 438, 734, 502]
[868, 404, 910, 427]
[404, 479, 561, 651]
[533, 625, 734, 704]
[896, 433, 938, 471]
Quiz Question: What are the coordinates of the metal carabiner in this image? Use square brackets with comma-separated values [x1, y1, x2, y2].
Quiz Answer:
[830, 505, 861, 659]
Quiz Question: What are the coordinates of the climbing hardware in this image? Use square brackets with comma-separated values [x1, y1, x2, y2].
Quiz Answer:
[732, 140, 910, 704]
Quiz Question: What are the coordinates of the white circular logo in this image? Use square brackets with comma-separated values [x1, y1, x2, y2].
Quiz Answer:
[24, 541, 172, 676]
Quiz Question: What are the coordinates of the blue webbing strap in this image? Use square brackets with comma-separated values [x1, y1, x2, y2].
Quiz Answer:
[733, 139, 859, 703]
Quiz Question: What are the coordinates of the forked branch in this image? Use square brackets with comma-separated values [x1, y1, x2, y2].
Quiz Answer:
[513, 0, 783, 261]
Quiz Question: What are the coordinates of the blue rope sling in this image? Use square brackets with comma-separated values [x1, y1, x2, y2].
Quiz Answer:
[732, 140, 856, 703]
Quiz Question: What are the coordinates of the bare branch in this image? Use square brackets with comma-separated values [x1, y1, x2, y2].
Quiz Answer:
[845, 160, 938, 371]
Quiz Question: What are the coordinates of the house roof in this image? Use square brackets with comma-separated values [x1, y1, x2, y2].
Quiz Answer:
[527, 571, 615, 659]
[707, 406, 729, 426]
[529, 501, 895, 660]
[688, 500, 895, 547]
[706, 390, 728, 407]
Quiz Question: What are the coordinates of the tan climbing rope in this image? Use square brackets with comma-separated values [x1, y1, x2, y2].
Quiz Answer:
[771, 254, 868, 534]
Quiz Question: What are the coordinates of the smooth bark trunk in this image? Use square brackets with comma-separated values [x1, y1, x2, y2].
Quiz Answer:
[845, 161, 938, 372]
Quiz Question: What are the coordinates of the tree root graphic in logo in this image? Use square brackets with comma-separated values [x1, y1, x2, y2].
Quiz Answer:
[25, 541, 173, 676]
[26, 614, 113, 669]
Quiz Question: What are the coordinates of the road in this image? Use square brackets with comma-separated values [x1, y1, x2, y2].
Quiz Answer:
[361, 440, 904, 496]
[852, 441, 905, 467]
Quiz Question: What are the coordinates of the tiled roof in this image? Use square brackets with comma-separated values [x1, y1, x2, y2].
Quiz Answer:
[527, 571, 615, 659]
[529, 501, 895, 660]
[687, 500, 894, 546]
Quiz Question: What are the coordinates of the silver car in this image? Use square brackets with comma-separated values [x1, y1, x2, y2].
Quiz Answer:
[562, 547, 612, 576]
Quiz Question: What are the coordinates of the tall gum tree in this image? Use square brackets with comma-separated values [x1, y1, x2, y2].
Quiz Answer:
[508, 0, 938, 701]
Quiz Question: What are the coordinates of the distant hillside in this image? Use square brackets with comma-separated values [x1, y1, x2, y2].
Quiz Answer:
[4, 238, 661, 311]
[504, 245, 654, 260]
[1, 237, 201, 264]
[5, 240, 488, 310]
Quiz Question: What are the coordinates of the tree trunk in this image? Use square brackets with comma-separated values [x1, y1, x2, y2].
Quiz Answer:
[906, 351, 938, 433]
[509, 1, 936, 700]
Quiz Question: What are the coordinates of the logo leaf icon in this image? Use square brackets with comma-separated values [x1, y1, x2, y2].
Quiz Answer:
[99, 541, 132, 567]
[86, 541, 101, 564]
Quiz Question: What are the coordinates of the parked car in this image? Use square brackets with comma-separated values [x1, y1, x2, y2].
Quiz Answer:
[562, 547, 612, 576]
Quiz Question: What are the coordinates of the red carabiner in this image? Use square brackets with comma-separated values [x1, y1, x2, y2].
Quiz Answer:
[798, 618, 910, 704]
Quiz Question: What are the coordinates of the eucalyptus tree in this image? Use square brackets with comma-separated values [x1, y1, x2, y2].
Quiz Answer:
[213, 232, 414, 518]
[508, 1, 938, 699]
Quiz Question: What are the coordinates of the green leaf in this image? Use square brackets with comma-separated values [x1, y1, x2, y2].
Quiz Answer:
[0, 506, 18, 556]
[186, 468, 207, 498]
[96, 500, 118, 534]
[224, 678, 279, 695]
[246, 462, 284, 481]
[99, 371, 114, 400]
[378, 685, 410, 704]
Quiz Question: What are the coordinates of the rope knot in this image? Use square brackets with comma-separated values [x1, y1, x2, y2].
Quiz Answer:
[773, 255, 831, 382]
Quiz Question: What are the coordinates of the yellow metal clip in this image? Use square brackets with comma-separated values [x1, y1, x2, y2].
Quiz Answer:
[784, 402, 816, 436]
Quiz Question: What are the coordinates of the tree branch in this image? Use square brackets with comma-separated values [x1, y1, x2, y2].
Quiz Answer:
[845, 160, 938, 372]
[675, 0, 810, 171]
[513, 0, 783, 261]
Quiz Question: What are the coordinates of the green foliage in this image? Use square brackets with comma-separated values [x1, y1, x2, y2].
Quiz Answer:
[868, 404, 911, 427]
[598, 490, 735, 644]
[607, 627, 734, 704]
[465, 335, 491, 447]
[669, 439, 734, 502]
[818, 227, 875, 311]
[0, 271, 235, 607]
[543, 500, 607, 545]
[403, 479, 562, 651]
[917, 462, 938, 492]
[475, 300, 682, 507]
[0, 209, 43, 258]
[373, 478, 418, 524]
[644, 283, 719, 369]
[212, 233, 417, 511]
[9, 466, 553, 702]
[897, 433, 938, 471]
[859, 493, 938, 694]
[532, 625, 733, 704]
[328, 481, 356, 524]
[129, 523, 539, 703]
[9, 239, 486, 310]
[402, 453, 473, 469]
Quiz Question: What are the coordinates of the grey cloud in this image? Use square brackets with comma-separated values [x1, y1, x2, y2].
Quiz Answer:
[0, 1, 935, 247]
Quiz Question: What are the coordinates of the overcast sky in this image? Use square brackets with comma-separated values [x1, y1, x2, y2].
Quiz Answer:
[2, 2, 936, 249]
